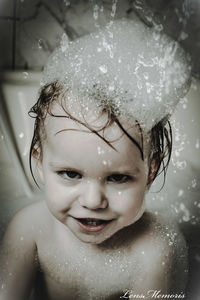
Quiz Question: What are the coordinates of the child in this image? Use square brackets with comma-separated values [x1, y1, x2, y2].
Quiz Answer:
[0, 18, 191, 300]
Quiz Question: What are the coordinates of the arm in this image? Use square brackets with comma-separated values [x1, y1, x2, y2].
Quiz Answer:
[0, 206, 38, 300]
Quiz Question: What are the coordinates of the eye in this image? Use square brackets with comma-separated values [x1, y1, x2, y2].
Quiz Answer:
[107, 174, 132, 184]
[57, 170, 82, 180]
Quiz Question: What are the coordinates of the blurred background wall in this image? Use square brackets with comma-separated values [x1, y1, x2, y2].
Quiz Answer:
[0, 0, 200, 74]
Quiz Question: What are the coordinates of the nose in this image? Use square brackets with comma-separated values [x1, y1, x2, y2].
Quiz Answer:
[79, 180, 108, 210]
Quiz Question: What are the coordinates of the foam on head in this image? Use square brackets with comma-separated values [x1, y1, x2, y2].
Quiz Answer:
[43, 18, 191, 131]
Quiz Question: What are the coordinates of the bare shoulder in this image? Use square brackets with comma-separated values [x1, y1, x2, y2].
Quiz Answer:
[139, 211, 187, 254]
[129, 212, 188, 293]
[0, 201, 48, 300]
[2, 201, 47, 243]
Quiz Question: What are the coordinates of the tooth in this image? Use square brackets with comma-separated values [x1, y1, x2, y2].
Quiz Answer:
[88, 221, 99, 226]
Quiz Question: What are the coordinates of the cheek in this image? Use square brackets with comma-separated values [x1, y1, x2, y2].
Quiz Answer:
[108, 185, 146, 215]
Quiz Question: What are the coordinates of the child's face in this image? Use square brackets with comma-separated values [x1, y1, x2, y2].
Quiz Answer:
[37, 105, 150, 245]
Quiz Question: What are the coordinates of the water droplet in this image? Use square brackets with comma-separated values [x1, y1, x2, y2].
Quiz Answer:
[191, 179, 197, 188]
[179, 31, 188, 41]
[64, 0, 70, 6]
[102, 160, 107, 165]
[1, 135, 4, 140]
[176, 160, 187, 170]
[20, 236, 24, 241]
[93, 4, 99, 20]
[109, 83, 114, 91]
[183, 103, 187, 109]
[99, 65, 107, 74]
[97, 146, 105, 155]
[22, 72, 28, 79]
[178, 189, 184, 197]
[38, 39, 43, 49]
[137, 81, 142, 89]
[180, 203, 190, 222]
[61, 33, 69, 52]
[111, 0, 117, 18]
[195, 139, 200, 149]
[19, 132, 24, 139]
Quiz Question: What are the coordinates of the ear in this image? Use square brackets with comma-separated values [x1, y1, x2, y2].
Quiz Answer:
[146, 154, 162, 189]
[32, 147, 44, 183]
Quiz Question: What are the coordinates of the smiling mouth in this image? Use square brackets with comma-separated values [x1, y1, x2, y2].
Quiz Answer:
[78, 218, 111, 226]
[75, 218, 112, 232]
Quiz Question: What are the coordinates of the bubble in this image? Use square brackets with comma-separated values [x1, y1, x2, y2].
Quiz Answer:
[99, 65, 108, 74]
[137, 80, 142, 90]
[43, 19, 191, 132]
[109, 83, 115, 91]
[143, 72, 149, 80]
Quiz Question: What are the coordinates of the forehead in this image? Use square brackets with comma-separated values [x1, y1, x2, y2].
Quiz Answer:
[44, 101, 142, 147]
[41, 102, 151, 172]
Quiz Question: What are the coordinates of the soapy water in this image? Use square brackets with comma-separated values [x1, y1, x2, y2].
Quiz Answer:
[43, 18, 191, 132]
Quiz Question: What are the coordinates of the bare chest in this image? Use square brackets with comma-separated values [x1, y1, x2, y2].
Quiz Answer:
[34, 240, 143, 300]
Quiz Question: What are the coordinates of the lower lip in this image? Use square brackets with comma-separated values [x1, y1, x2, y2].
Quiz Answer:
[76, 219, 111, 232]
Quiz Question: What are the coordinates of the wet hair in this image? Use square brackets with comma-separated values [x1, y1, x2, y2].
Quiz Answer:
[29, 81, 172, 189]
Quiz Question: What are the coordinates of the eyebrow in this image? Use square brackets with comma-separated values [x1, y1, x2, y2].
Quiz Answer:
[49, 162, 74, 169]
